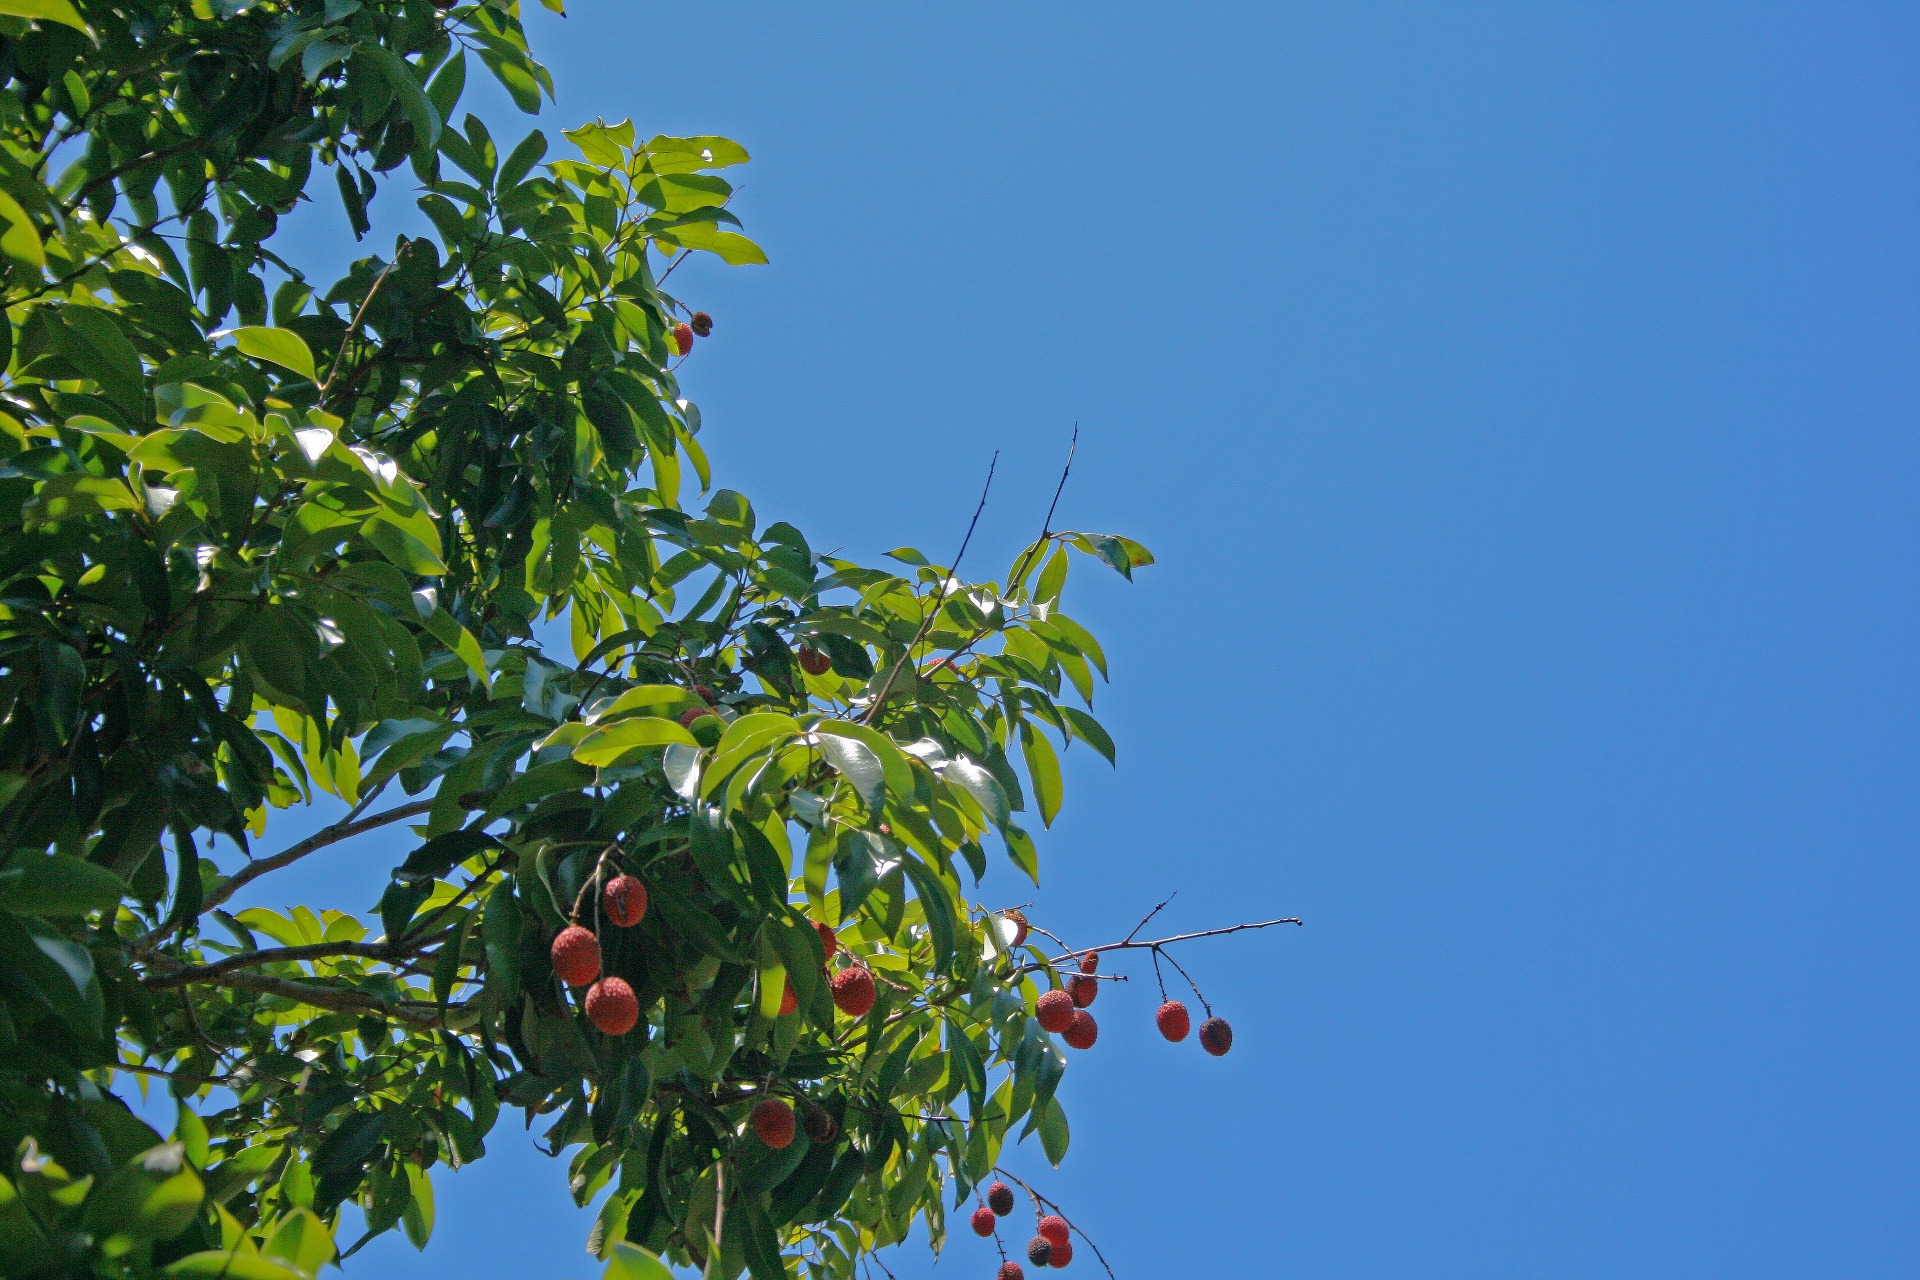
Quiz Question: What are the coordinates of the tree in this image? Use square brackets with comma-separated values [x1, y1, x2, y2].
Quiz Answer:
[0, 3, 1285, 1277]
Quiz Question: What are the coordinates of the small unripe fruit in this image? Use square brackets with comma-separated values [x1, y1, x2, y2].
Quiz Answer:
[603, 875, 648, 927]
[1155, 1000, 1191, 1042]
[1063, 1009, 1097, 1051]
[797, 644, 832, 676]
[778, 978, 798, 1017]
[1067, 975, 1098, 1008]
[1037, 1216, 1069, 1248]
[1027, 1237, 1053, 1267]
[830, 964, 876, 1017]
[1002, 909, 1029, 948]
[672, 322, 694, 355]
[1035, 989, 1075, 1034]
[814, 920, 839, 959]
[550, 925, 601, 987]
[689, 311, 713, 337]
[1199, 1016, 1233, 1056]
[802, 1105, 837, 1145]
[750, 1098, 795, 1149]
[970, 1205, 996, 1237]
[1049, 1238, 1073, 1267]
[584, 976, 638, 1035]
[987, 1181, 1015, 1216]
[997, 1264, 1024, 1280]
[1078, 952, 1098, 974]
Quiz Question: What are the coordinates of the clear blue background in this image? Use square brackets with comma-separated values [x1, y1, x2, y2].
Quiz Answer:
[195, 4, 1920, 1276]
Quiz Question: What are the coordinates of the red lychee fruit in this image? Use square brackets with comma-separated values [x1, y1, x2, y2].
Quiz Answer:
[987, 1181, 1015, 1216]
[1037, 1216, 1069, 1248]
[550, 924, 601, 987]
[750, 1097, 795, 1149]
[1049, 1238, 1073, 1267]
[778, 978, 798, 1017]
[1035, 989, 1075, 1034]
[970, 1205, 996, 1237]
[678, 705, 717, 728]
[1063, 1009, 1098, 1051]
[814, 920, 839, 960]
[802, 1105, 837, 1144]
[584, 976, 638, 1035]
[1199, 1016, 1233, 1056]
[672, 322, 693, 355]
[603, 874, 648, 928]
[692, 684, 716, 702]
[1067, 975, 1098, 1009]
[1078, 952, 1099, 975]
[830, 964, 876, 1017]
[689, 311, 713, 337]
[1026, 1237, 1053, 1267]
[996, 1264, 1024, 1280]
[1002, 909, 1029, 948]
[797, 644, 833, 676]
[1155, 1000, 1191, 1042]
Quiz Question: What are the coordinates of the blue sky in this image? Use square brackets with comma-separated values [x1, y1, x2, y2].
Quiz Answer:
[208, 4, 1918, 1276]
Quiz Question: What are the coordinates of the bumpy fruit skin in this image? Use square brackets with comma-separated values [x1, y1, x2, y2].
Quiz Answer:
[996, 1264, 1024, 1280]
[1026, 1237, 1053, 1267]
[986, 1181, 1015, 1216]
[1067, 975, 1098, 1008]
[1049, 1238, 1073, 1267]
[970, 1205, 997, 1237]
[830, 964, 876, 1017]
[1037, 1216, 1069, 1248]
[797, 644, 833, 676]
[1199, 1016, 1233, 1056]
[1002, 909, 1030, 948]
[778, 979, 798, 1017]
[690, 310, 714, 337]
[584, 977, 638, 1035]
[550, 925, 601, 987]
[1155, 1000, 1191, 1042]
[814, 920, 839, 959]
[1078, 952, 1099, 974]
[1063, 1009, 1098, 1051]
[1035, 989, 1075, 1034]
[750, 1098, 795, 1149]
[678, 706, 715, 728]
[603, 875, 648, 928]
[802, 1105, 837, 1145]
[672, 322, 694, 354]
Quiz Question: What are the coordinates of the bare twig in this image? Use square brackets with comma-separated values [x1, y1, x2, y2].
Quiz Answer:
[195, 797, 434, 919]
[1121, 890, 1176, 945]
[140, 939, 423, 989]
[319, 249, 405, 396]
[1005, 424, 1079, 594]
[1036, 917, 1304, 973]
[991, 1167, 1117, 1280]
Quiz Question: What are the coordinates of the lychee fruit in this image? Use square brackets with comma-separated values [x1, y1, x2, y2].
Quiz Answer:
[1063, 1009, 1098, 1051]
[802, 1105, 837, 1145]
[1035, 989, 1075, 1034]
[1155, 1000, 1191, 1042]
[1002, 909, 1030, 948]
[1078, 952, 1099, 974]
[672, 322, 694, 355]
[678, 705, 717, 728]
[1037, 1216, 1069, 1248]
[584, 976, 638, 1035]
[1067, 975, 1098, 1008]
[603, 875, 648, 927]
[1049, 1238, 1073, 1267]
[797, 644, 833, 676]
[1026, 1237, 1053, 1267]
[550, 924, 601, 987]
[970, 1205, 996, 1237]
[996, 1264, 1024, 1280]
[750, 1097, 795, 1149]
[689, 311, 713, 337]
[1199, 1016, 1233, 1056]
[987, 1181, 1015, 1216]
[778, 978, 798, 1017]
[814, 920, 839, 959]
[830, 964, 876, 1017]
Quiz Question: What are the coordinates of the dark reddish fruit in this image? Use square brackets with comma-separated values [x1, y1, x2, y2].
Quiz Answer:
[778, 978, 798, 1017]
[996, 1264, 1024, 1280]
[750, 1098, 795, 1149]
[1027, 1237, 1053, 1267]
[678, 706, 717, 728]
[802, 1105, 837, 1145]
[1063, 1009, 1098, 1051]
[692, 684, 715, 702]
[690, 311, 713, 337]
[1037, 1216, 1069, 1248]
[814, 920, 839, 960]
[1049, 1238, 1073, 1267]
[987, 1181, 1015, 1216]
[672, 322, 694, 355]
[1067, 975, 1098, 1008]
[1155, 1000, 1191, 1042]
[1002, 909, 1030, 948]
[1078, 952, 1099, 974]
[550, 925, 601, 987]
[603, 875, 648, 927]
[797, 644, 832, 676]
[1035, 988, 1075, 1034]
[1199, 1016, 1233, 1056]
[970, 1205, 997, 1237]
[830, 964, 876, 1017]
[584, 977, 638, 1034]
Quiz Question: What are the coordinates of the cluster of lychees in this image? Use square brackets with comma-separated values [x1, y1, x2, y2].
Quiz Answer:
[548, 873, 652, 1034]
[669, 309, 715, 357]
[968, 1180, 1075, 1275]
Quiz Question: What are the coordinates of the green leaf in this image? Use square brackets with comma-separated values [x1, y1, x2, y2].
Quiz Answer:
[0, 188, 44, 268]
[0, 0, 86, 31]
[262, 1207, 335, 1274]
[572, 716, 699, 766]
[944, 756, 1008, 826]
[900, 856, 957, 973]
[1019, 722, 1063, 828]
[0, 853, 129, 916]
[165, 1255, 306, 1280]
[657, 222, 768, 265]
[360, 46, 443, 150]
[604, 1242, 675, 1280]
[226, 327, 316, 381]
[361, 509, 448, 576]
[419, 608, 489, 688]
[1058, 707, 1116, 765]
[816, 733, 883, 813]
[1035, 1094, 1070, 1167]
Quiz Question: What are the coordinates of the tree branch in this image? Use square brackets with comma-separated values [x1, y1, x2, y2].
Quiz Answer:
[139, 938, 434, 989]
[198, 798, 434, 917]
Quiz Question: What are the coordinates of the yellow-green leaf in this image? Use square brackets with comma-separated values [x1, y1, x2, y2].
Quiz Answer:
[227, 327, 316, 381]
[572, 716, 698, 766]
[0, 0, 85, 34]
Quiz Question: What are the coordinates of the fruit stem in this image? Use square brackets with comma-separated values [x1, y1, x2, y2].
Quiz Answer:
[989, 1167, 1117, 1280]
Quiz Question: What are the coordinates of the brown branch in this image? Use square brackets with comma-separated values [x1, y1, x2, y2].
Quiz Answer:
[197, 797, 434, 918]
[318, 249, 405, 397]
[990, 1167, 1117, 1280]
[139, 939, 432, 989]
[1005, 424, 1079, 595]
[1037, 917, 1303, 972]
